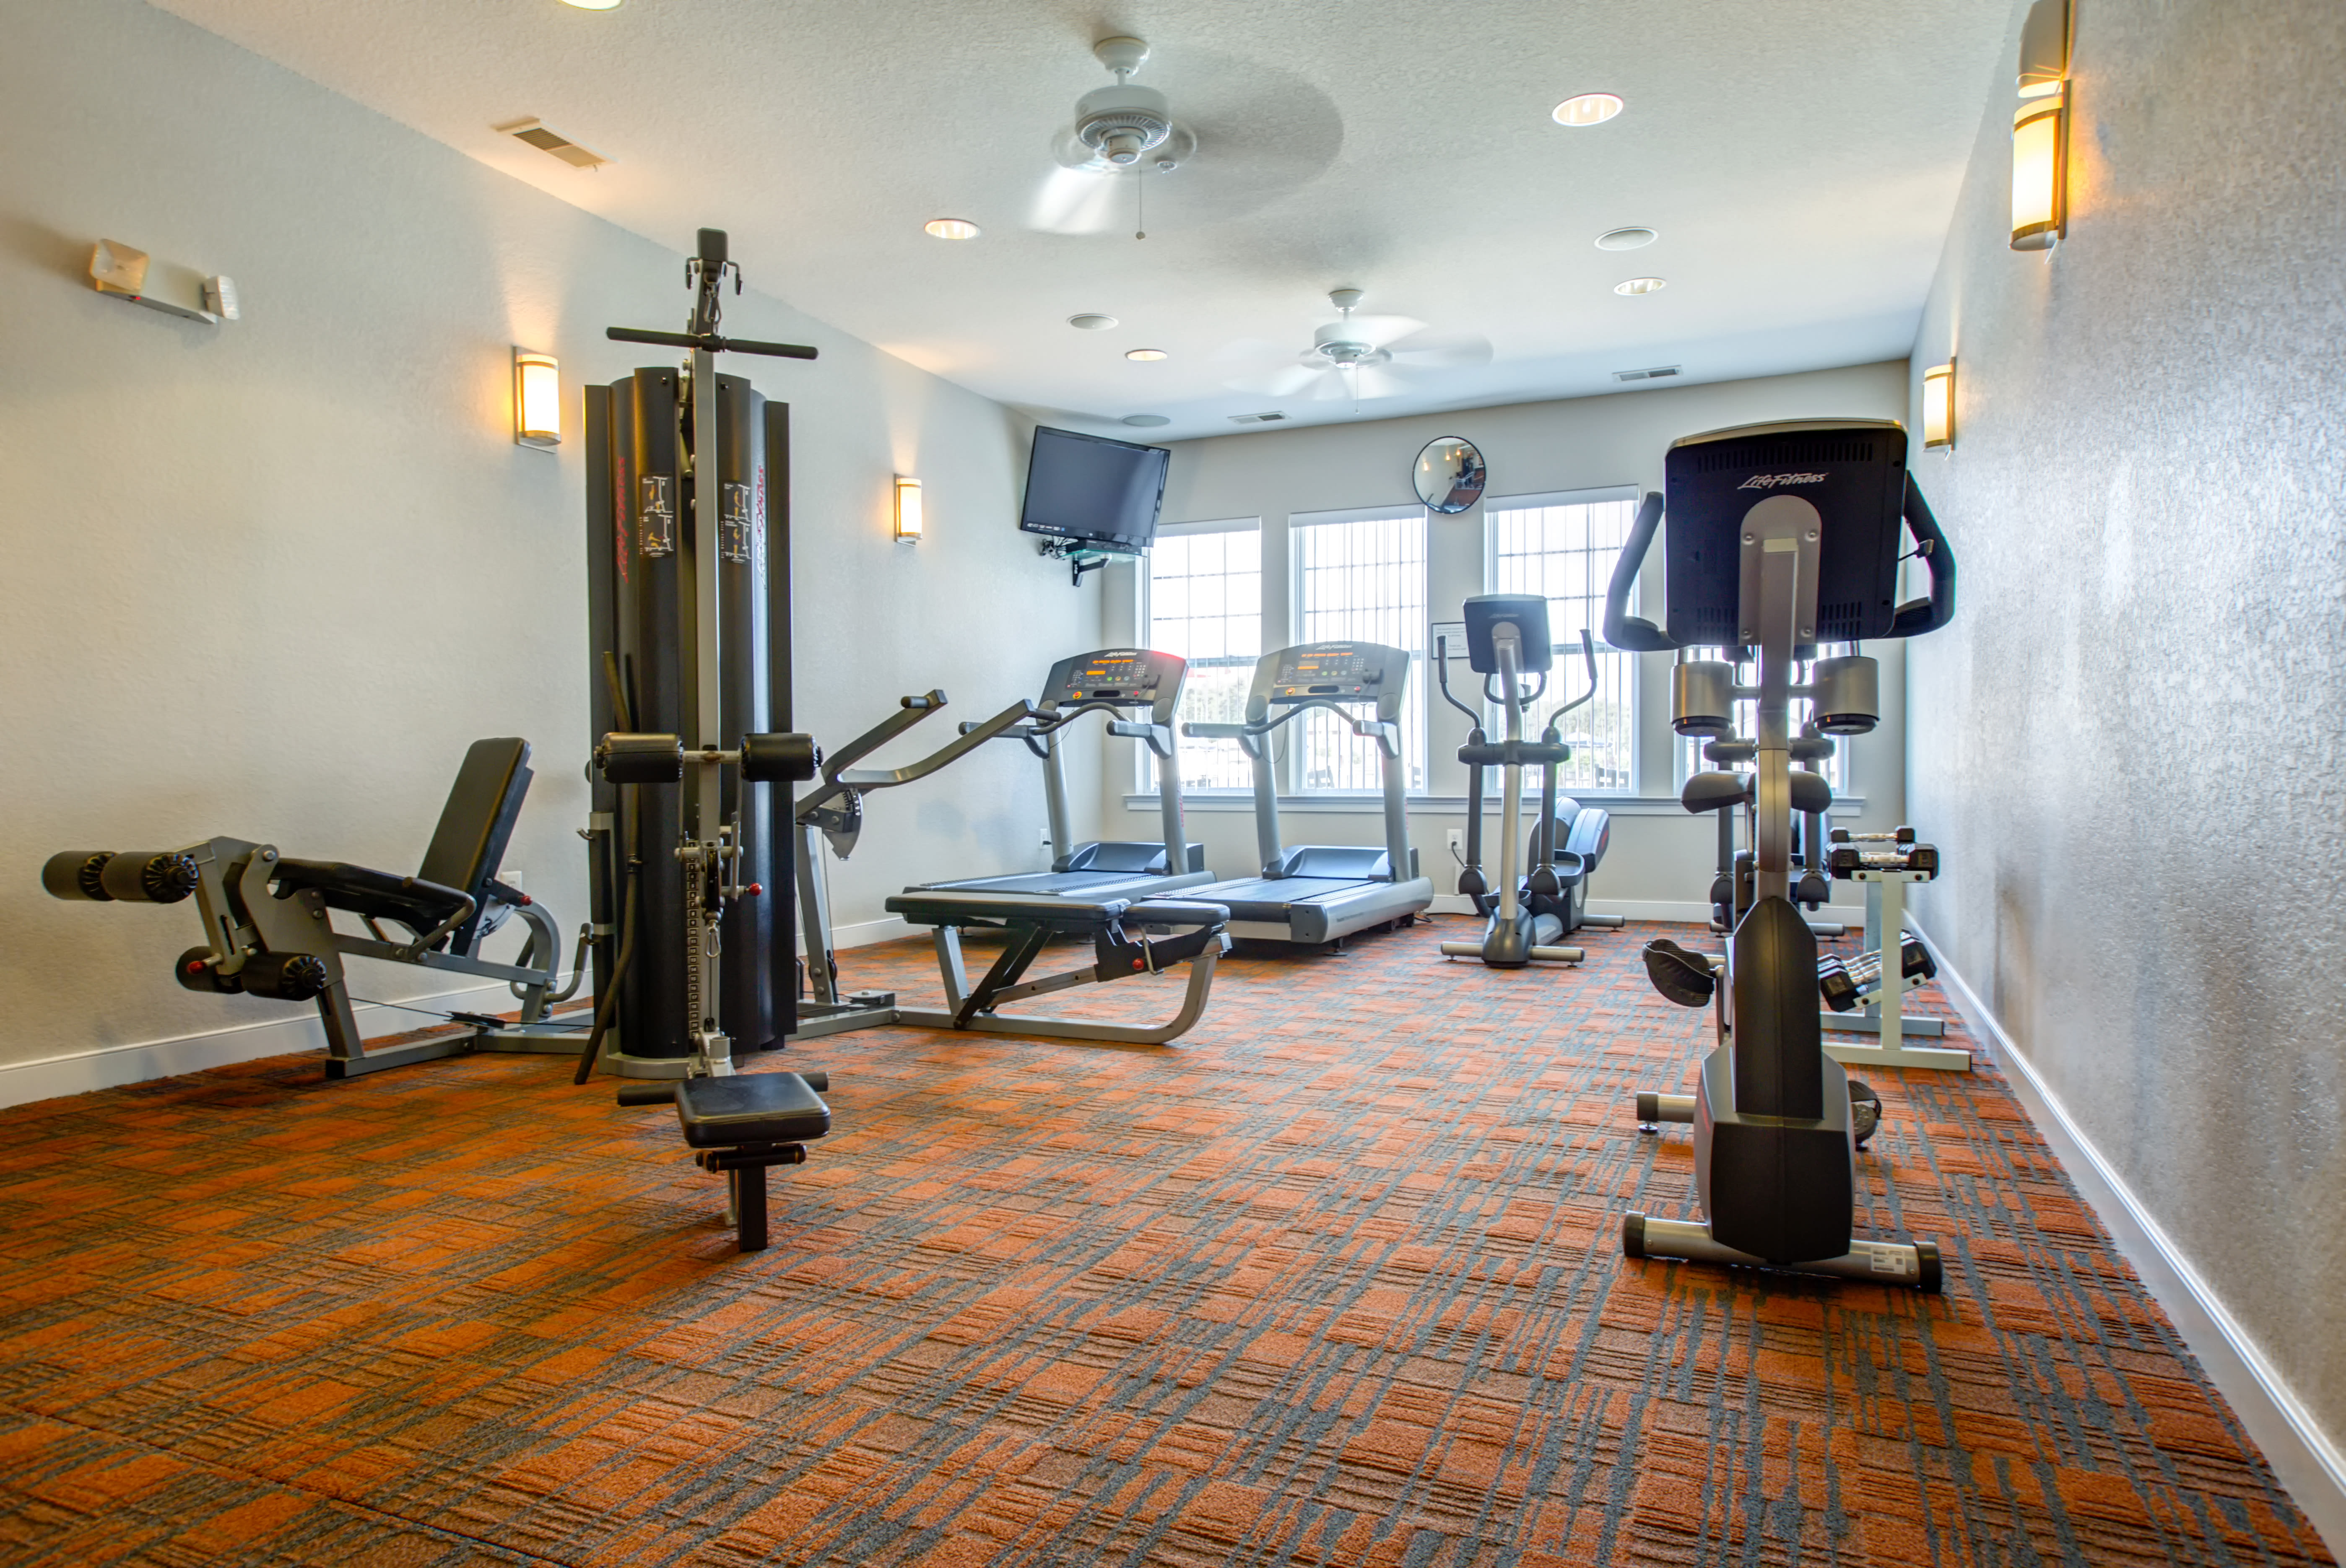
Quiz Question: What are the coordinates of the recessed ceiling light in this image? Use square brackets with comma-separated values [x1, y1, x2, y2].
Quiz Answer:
[1596, 226, 1657, 250]
[1614, 277, 1667, 296]
[1068, 313, 1119, 331]
[559, 0, 623, 9]
[1125, 348, 1167, 362]
[924, 218, 981, 240]
[1121, 414, 1171, 427]
[1553, 93, 1624, 127]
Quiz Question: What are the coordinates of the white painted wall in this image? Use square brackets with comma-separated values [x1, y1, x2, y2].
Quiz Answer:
[0, 0, 1099, 1087]
[1101, 363, 1914, 913]
[1902, 0, 2346, 1528]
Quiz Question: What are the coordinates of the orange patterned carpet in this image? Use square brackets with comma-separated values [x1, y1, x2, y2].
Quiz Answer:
[0, 915, 2328, 1566]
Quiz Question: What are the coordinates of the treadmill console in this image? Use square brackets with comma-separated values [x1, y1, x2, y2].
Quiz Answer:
[1249, 642, 1410, 723]
[1038, 648, 1187, 724]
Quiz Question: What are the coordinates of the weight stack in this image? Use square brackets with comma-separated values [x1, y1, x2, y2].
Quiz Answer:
[585, 368, 796, 1069]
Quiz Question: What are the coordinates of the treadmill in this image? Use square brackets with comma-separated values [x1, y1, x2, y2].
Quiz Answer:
[1180, 642, 1437, 945]
[911, 647, 1212, 900]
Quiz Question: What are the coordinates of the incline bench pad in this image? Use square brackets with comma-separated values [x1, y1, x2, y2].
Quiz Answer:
[675, 1073, 831, 1148]
[272, 860, 470, 931]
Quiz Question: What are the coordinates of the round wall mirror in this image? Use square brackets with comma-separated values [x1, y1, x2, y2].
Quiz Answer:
[1414, 436, 1486, 514]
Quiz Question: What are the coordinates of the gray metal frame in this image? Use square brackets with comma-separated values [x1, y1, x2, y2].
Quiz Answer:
[175, 836, 581, 1078]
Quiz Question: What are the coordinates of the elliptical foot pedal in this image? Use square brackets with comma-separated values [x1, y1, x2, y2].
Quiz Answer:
[1642, 939, 1717, 1007]
[1847, 1079, 1882, 1148]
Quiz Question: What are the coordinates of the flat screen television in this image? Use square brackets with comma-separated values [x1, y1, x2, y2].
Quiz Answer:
[1018, 425, 1171, 553]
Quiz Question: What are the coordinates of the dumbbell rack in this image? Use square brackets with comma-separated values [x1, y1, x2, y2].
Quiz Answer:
[1818, 829, 1969, 1073]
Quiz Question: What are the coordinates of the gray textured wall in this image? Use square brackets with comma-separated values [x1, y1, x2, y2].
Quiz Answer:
[0, 0, 1099, 1076]
[1906, 0, 2346, 1442]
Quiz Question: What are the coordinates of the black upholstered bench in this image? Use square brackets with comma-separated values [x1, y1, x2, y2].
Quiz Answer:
[618, 1070, 833, 1252]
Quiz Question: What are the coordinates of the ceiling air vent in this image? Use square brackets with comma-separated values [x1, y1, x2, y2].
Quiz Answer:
[1228, 411, 1287, 424]
[495, 118, 611, 170]
[1613, 365, 1681, 382]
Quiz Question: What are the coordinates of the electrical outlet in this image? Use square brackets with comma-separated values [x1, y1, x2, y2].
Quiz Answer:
[504, 867, 525, 891]
[1039, 826, 1054, 846]
[1446, 828, 1464, 864]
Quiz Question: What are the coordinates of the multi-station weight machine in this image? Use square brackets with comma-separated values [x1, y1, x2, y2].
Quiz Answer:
[575, 228, 833, 1251]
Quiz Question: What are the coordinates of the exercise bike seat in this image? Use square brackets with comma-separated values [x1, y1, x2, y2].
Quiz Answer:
[674, 1073, 831, 1149]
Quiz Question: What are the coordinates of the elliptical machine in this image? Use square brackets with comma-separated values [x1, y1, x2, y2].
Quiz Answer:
[1435, 594, 1624, 968]
[1603, 419, 1956, 1289]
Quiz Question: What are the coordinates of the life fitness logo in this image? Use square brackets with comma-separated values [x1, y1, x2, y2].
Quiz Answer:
[1738, 471, 1829, 491]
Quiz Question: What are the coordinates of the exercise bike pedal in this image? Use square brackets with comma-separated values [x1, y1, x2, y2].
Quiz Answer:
[1641, 939, 1718, 1007]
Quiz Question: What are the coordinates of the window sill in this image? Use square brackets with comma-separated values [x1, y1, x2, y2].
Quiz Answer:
[1126, 793, 1869, 818]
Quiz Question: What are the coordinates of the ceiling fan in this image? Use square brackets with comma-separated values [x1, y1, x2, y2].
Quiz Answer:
[1030, 36, 1195, 238]
[1216, 290, 1494, 402]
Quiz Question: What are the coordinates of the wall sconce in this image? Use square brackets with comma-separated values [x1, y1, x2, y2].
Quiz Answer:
[2010, 0, 2068, 251]
[1922, 361, 1955, 449]
[513, 349, 561, 449]
[894, 475, 923, 542]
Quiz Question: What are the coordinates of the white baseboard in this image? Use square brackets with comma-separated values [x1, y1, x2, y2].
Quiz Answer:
[831, 914, 913, 949]
[1910, 921, 2346, 1558]
[0, 976, 572, 1111]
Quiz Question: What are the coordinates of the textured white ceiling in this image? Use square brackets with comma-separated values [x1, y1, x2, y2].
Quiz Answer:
[151, 0, 2015, 440]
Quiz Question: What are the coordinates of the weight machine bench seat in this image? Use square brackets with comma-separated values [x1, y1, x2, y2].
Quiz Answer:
[884, 891, 1231, 933]
[271, 859, 472, 934]
[674, 1073, 831, 1149]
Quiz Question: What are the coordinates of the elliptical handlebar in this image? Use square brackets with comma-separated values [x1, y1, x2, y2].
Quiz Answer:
[1551, 630, 1602, 722]
[1432, 634, 1483, 727]
[1601, 491, 1674, 652]
[1603, 481, 1960, 651]
[1890, 475, 1959, 637]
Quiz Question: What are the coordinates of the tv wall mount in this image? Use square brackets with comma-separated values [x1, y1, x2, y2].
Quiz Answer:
[1037, 536, 1133, 586]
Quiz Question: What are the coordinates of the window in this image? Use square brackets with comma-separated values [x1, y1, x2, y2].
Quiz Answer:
[1485, 490, 1639, 793]
[1675, 651, 1850, 792]
[1141, 521, 1261, 791]
[1291, 506, 1426, 792]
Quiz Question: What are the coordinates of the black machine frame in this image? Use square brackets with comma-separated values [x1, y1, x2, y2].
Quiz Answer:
[1603, 418, 1957, 1289]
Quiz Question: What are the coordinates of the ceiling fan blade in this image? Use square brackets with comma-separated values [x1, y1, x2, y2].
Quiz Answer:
[1382, 330, 1493, 369]
[1347, 314, 1430, 349]
[1226, 363, 1326, 397]
[1302, 368, 1364, 402]
[1029, 165, 1123, 234]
